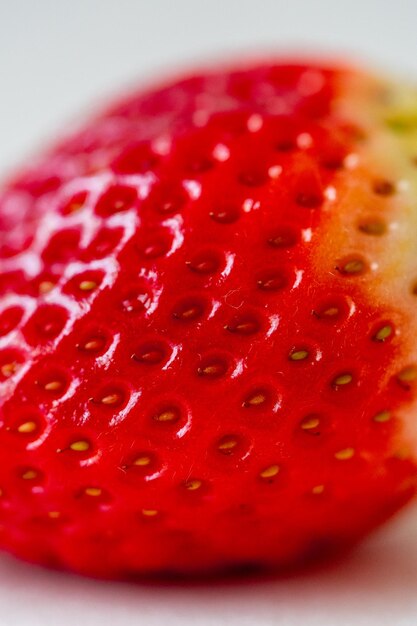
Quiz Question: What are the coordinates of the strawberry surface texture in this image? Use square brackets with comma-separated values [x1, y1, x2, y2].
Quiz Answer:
[1, 59, 417, 579]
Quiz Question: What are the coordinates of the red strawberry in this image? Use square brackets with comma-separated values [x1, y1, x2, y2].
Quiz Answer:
[1, 59, 417, 578]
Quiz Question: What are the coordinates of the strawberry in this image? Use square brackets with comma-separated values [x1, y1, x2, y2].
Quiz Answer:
[1, 59, 417, 578]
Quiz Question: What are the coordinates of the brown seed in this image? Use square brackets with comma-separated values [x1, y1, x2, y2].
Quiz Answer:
[358, 220, 387, 236]
[339, 259, 365, 275]
[373, 179, 395, 196]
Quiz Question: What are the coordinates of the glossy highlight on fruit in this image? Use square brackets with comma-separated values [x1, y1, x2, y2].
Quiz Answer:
[1, 59, 417, 578]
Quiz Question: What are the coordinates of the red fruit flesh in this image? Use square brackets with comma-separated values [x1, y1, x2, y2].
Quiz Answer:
[0, 61, 417, 578]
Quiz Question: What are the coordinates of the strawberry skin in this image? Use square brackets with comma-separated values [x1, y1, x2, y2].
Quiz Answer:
[1, 60, 417, 578]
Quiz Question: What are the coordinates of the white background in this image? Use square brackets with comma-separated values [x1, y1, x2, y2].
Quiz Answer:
[1, 1, 417, 624]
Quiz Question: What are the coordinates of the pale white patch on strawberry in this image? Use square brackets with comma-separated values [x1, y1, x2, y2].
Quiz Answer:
[268, 165, 283, 179]
[242, 198, 261, 213]
[247, 114, 263, 133]
[108, 389, 142, 428]
[266, 314, 280, 337]
[324, 186, 337, 201]
[212, 143, 230, 162]
[161, 215, 185, 255]
[293, 270, 304, 289]
[49, 375, 80, 411]
[182, 179, 201, 200]
[95, 332, 121, 370]
[220, 252, 236, 280]
[297, 133, 313, 149]
[193, 109, 210, 127]
[152, 135, 172, 156]
[161, 343, 181, 371]
[344, 153, 360, 169]
[301, 228, 313, 242]
[314, 68, 417, 459]
[297, 69, 325, 97]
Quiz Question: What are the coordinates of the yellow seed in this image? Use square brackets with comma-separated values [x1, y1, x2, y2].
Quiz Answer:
[83, 339, 103, 351]
[244, 393, 266, 407]
[0, 488, 3, 497]
[259, 465, 280, 479]
[44, 380, 63, 391]
[342, 259, 364, 274]
[133, 455, 152, 467]
[39, 280, 55, 294]
[311, 485, 325, 495]
[199, 364, 223, 376]
[373, 410, 391, 423]
[48, 511, 61, 519]
[319, 307, 339, 319]
[333, 373, 353, 387]
[177, 306, 199, 319]
[374, 325, 392, 342]
[22, 470, 38, 480]
[70, 440, 90, 452]
[84, 487, 102, 497]
[394, 446, 411, 460]
[218, 438, 237, 453]
[398, 366, 417, 383]
[67, 199, 84, 213]
[234, 322, 256, 333]
[1, 362, 18, 378]
[79, 280, 97, 292]
[301, 416, 320, 430]
[101, 393, 120, 405]
[290, 349, 309, 361]
[184, 479, 202, 491]
[17, 421, 37, 434]
[334, 447, 355, 460]
[154, 409, 177, 422]
[142, 509, 158, 517]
